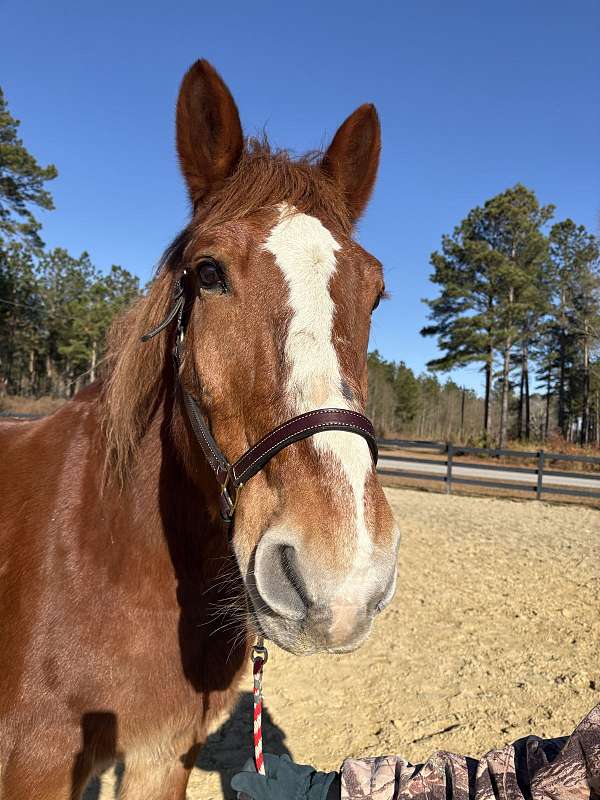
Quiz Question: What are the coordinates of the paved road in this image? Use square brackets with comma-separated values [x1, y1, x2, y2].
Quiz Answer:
[377, 456, 600, 491]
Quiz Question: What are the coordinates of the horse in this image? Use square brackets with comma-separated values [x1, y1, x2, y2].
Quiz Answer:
[0, 60, 400, 799]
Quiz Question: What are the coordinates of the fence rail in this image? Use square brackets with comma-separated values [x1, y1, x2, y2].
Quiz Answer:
[377, 439, 600, 502]
[0, 411, 41, 419]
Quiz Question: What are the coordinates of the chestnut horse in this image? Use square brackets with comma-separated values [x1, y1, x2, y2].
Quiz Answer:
[0, 60, 399, 799]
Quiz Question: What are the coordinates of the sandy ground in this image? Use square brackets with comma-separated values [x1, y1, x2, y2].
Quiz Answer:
[89, 488, 600, 799]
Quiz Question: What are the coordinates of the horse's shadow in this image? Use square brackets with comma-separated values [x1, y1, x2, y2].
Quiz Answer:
[82, 763, 124, 800]
[196, 690, 292, 799]
[80, 692, 289, 799]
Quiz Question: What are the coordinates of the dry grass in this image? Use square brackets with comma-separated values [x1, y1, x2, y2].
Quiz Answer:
[0, 395, 66, 416]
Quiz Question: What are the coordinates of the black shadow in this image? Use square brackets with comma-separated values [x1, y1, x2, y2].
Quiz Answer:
[73, 711, 123, 800]
[195, 691, 292, 800]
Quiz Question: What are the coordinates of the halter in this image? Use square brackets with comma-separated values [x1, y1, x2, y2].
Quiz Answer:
[141, 269, 378, 525]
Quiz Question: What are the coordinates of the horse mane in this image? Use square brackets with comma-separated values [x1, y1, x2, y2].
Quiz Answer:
[101, 138, 351, 483]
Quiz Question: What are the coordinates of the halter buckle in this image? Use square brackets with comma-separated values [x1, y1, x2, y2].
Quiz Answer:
[220, 467, 243, 520]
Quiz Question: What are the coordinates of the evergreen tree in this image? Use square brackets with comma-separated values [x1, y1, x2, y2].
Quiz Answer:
[366, 351, 397, 435]
[0, 242, 44, 394]
[0, 87, 57, 248]
[423, 185, 553, 446]
[468, 186, 553, 446]
[532, 320, 560, 440]
[394, 361, 420, 427]
[547, 220, 600, 442]
[0, 247, 140, 397]
[422, 228, 495, 439]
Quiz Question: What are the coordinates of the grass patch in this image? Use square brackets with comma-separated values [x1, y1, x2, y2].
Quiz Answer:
[0, 395, 66, 416]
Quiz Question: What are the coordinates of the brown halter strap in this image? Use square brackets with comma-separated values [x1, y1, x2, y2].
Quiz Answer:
[142, 270, 378, 523]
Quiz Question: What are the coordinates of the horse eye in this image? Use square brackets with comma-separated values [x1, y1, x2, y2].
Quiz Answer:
[196, 259, 225, 292]
[371, 294, 381, 312]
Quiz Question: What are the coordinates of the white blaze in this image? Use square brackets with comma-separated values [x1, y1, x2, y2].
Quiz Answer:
[264, 206, 373, 561]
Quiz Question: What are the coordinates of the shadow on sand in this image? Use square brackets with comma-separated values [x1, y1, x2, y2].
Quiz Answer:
[195, 690, 292, 799]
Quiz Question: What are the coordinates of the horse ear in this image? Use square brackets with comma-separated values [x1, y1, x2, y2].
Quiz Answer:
[176, 60, 244, 207]
[321, 104, 381, 222]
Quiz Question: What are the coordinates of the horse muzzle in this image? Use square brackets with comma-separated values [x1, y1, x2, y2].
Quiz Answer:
[245, 524, 399, 655]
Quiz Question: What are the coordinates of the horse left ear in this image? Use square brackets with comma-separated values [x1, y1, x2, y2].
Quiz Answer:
[321, 104, 381, 223]
[176, 60, 244, 208]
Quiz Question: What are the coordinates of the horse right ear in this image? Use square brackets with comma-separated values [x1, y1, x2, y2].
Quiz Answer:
[321, 104, 381, 223]
[176, 60, 244, 208]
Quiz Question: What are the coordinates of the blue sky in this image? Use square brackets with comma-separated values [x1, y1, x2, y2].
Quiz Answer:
[2, 1, 598, 392]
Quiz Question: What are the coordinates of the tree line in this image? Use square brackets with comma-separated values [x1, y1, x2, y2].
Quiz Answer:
[366, 352, 487, 442]
[0, 87, 140, 398]
[366, 351, 589, 447]
[421, 185, 600, 447]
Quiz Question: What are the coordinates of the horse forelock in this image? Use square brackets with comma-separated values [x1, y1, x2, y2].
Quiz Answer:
[196, 138, 352, 235]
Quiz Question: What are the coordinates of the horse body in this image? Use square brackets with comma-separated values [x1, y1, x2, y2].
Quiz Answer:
[1, 385, 245, 797]
[0, 59, 399, 798]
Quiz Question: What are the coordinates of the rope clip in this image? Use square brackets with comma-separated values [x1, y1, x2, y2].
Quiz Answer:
[251, 641, 269, 665]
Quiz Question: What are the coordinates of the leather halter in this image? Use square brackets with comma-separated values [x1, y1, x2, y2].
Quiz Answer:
[141, 270, 378, 524]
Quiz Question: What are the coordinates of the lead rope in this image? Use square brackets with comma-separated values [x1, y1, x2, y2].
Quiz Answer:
[251, 637, 269, 775]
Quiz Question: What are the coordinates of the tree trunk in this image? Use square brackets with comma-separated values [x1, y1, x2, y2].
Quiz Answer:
[45, 353, 55, 396]
[28, 349, 35, 396]
[484, 345, 493, 444]
[498, 280, 515, 449]
[90, 340, 98, 384]
[499, 344, 511, 448]
[544, 373, 551, 442]
[581, 333, 590, 446]
[517, 357, 524, 440]
[64, 358, 71, 399]
[558, 328, 566, 437]
[523, 343, 530, 440]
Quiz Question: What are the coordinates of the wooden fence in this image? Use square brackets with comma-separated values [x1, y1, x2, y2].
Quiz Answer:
[377, 439, 600, 502]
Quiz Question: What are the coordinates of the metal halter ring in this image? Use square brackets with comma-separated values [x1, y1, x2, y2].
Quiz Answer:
[251, 644, 269, 665]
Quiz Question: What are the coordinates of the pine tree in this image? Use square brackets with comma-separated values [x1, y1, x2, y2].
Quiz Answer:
[0, 87, 57, 249]
[422, 185, 553, 446]
[548, 220, 600, 443]
[467, 186, 553, 446]
[0, 242, 44, 393]
[422, 228, 495, 440]
[393, 362, 420, 429]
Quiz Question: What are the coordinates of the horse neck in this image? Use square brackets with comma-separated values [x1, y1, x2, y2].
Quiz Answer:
[101, 392, 250, 689]
[108, 387, 236, 600]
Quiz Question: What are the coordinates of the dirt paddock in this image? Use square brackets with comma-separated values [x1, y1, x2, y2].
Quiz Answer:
[88, 488, 600, 799]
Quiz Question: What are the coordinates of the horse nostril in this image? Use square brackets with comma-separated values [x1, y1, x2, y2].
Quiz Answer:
[253, 534, 307, 621]
[372, 564, 398, 615]
[280, 545, 308, 605]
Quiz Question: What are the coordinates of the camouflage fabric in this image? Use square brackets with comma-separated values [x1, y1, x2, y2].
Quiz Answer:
[340, 704, 600, 800]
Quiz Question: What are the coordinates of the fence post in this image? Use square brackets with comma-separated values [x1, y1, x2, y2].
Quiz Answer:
[536, 450, 544, 500]
[446, 442, 453, 494]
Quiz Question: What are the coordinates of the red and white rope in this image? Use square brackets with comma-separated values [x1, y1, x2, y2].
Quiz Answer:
[252, 636, 268, 776]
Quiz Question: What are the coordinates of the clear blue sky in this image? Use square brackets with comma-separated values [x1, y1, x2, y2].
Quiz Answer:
[2, 1, 598, 392]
